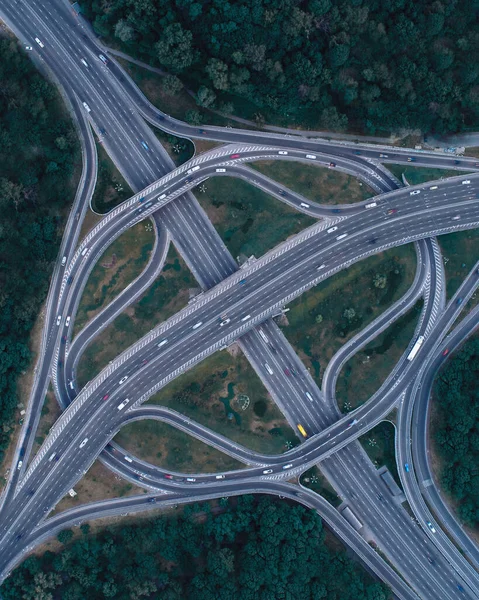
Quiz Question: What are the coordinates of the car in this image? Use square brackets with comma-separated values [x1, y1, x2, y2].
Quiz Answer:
[142, 358, 148, 364]
[35, 37, 44, 48]
[15, 533, 23, 541]
[98, 54, 108, 64]
[102, 394, 109, 401]
[407, 157, 416, 162]
[186, 477, 196, 482]
[79, 438, 89, 449]
[164, 474, 173, 479]
[278, 151, 288, 155]
[239, 279, 247, 285]
[426, 521, 436, 533]
[17, 461, 23, 470]
[61, 256, 67, 266]
[331, 208, 342, 213]
[220, 318, 231, 326]
[230, 153, 241, 159]
[306, 154, 316, 159]
[387, 208, 398, 215]
[454, 160, 460, 165]
[215, 475, 225, 479]
[80, 58, 89, 68]
[327, 226, 338, 234]
[141, 141, 149, 151]
[199, 129, 205, 134]
[278, 190, 285, 196]
[67, 275, 74, 284]
[284, 368, 292, 377]
[369, 238, 378, 244]
[119, 376, 129, 384]
[376, 493, 384, 502]
[56, 315, 61, 326]
[156, 114, 165, 121]
[404, 463, 410, 472]
[457, 584, 465, 592]
[282, 463, 293, 470]
[262, 469, 273, 474]
[452, 215, 461, 220]
[426, 555, 434, 565]
[379, 154, 388, 158]
[457, 297, 463, 305]
[99, 127, 106, 135]
[354, 150, 361, 155]
[148, 497, 156, 503]
[442, 348, 449, 356]
[65, 316, 71, 327]
[82, 102, 91, 113]
[58, 360, 63, 368]
[329, 162, 336, 167]
[410, 190, 421, 196]
[25, 45, 33, 51]
[461, 180, 471, 184]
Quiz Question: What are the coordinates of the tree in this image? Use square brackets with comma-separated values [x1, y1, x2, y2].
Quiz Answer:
[57, 529, 74, 545]
[155, 23, 196, 73]
[205, 59, 229, 91]
[196, 86, 216, 109]
[161, 74, 183, 96]
[114, 19, 135, 43]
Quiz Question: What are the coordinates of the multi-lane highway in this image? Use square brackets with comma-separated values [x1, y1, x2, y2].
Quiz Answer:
[1, 1, 479, 598]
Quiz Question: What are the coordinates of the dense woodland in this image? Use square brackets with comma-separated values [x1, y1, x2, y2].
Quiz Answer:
[434, 337, 479, 528]
[82, 0, 479, 133]
[0, 39, 79, 461]
[1, 496, 389, 599]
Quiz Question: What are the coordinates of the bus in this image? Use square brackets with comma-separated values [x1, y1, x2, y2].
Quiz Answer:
[407, 335, 424, 361]
[297, 424, 308, 438]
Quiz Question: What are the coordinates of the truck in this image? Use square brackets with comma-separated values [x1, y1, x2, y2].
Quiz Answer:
[297, 424, 308, 438]
[342, 506, 363, 531]
[407, 335, 424, 361]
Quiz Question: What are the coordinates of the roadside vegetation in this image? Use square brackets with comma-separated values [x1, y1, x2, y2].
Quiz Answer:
[432, 336, 479, 529]
[91, 139, 132, 213]
[81, 0, 478, 135]
[251, 161, 374, 205]
[0, 39, 80, 466]
[74, 222, 155, 334]
[300, 467, 341, 507]
[1, 495, 389, 600]
[151, 127, 194, 166]
[148, 348, 297, 455]
[77, 245, 196, 387]
[197, 177, 315, 260]
[336, 301, 423, 411]
[437, 229, 479, 298]
[387, 165, 466, 186]
[115, 420, 243, 474]
[359, 421, 401, 487]
[281, 245, 417, 386]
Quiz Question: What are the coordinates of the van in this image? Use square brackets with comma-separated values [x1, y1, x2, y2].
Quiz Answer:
[159, 194, 166, 200]
[215, 168, 226, 173]
[265, 363, 273, 375]
[82, 102, 91, 113]
[327, 226, 338, 234]
[305, 392, 313, 402]
[80, 58, 89, 68]
[300, 202, 310, 208]
[187, 166, 200, 175]
[241, 314, 251, 322]
[306, 154, 316, 159]
[124, 456, 133, 463]
[61, 256, 67, 266]
[157, 339, 168, 347]
[365, 202, 377, 209]
[192, 322, 202, 330]
[81, 247, 89, 256]
[336, 233, 348, 240]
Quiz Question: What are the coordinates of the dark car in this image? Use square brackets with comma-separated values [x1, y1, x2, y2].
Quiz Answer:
[199, 129, 205, 134]
[61, 335, 67, 344]
[269, 344, 277, 354]
[369, 238, 378, 244]
[329, 162, 336, 167]
[157, 114, 165, 121]
[67, 276, 74, 284]
[457, 297, 463, 305]
[239, 279, 247, 286]
[58, 360, 63, 368]
[354, 150, 361, 155]
[332, 208, 342, 213]
[278, 190, 285, 195]
[99, 127, 106, 135]
[148, 497, 156, 503]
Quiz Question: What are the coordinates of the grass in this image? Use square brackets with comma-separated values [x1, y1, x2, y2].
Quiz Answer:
[464, 148, 479, 159]
[387, 164, 467, 185]
[359, 421, 401, 487]
[52, 460, 144, 516]
[74, 222, 155, 334]
[336, 300, 423, 411]
[281, 245, 417, 386]
[77, 245, 196, 388]
[300, 466, 341, 507]
[251, 160, 374, 205]
[147, 348, 297, 455]
[437, 229, 479, 298]
[196, 177, 316, 260]
[31, 387, 62, 458]
[91, 139, 133, 213]
[115, 420, 243, 474]
[150, 127, 194, 166]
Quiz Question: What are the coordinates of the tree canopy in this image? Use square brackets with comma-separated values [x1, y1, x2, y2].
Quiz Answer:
[434, 336, 479, 528]
[1, 496, 389, 599]
[81, 0, 479, 134]
[0, 38, 79, 461]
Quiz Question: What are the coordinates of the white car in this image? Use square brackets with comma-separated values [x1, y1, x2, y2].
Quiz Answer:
[99, 54, 108, 64]
[215, 168, 226, 173]
[305, 154, 316, 159]
[82, 102, 91, 113]
[327, 226, 338, 234]
[278, 151, 288, 155]
[426, 521, 436, 533]
[452, 215, 461, 221]
[119, 376, 129, 385]
[215, 475, 225, 479]
[262, 469, 273, 474]
[220, 318, 231, 326]
[35, 37, 44, 48]
[56, 315, 61, 326]
[462, 180, 470, 185]
[17, 461, 23, 470]
[61, 256, 67, 266]
[80, 58, 89, 68]
[79, 438, 89, 449]
[186, 477, 196, 482]
[65, 316, 71, 327]
[25, 45, 33, 51]
[410, 190, 420, 196]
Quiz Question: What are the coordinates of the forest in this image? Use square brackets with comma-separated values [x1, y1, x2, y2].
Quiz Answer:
[434, 337, 479, 528]
[1, 495, 389, 599]
[81, 0, 479, 134]
[0, 39, 79, 462]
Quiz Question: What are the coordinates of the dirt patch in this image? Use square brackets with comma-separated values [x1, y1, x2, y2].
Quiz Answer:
[30, 387, 62, 459]
[78, 209, 103, 240]
[194, 139, 224, 154]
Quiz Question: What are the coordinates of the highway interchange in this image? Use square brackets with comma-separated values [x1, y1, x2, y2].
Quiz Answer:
[1, 1, 479, 598]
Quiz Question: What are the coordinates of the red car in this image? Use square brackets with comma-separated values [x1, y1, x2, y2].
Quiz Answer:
[442, 348, 449, 356]
[230, 153, 241, 159]
[284, 368, 292, 377]
[102, 394, 109, 401]
[387, 208, 398, 215]
[142, 359, 148, 365]
[164, 474, 173, 479]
